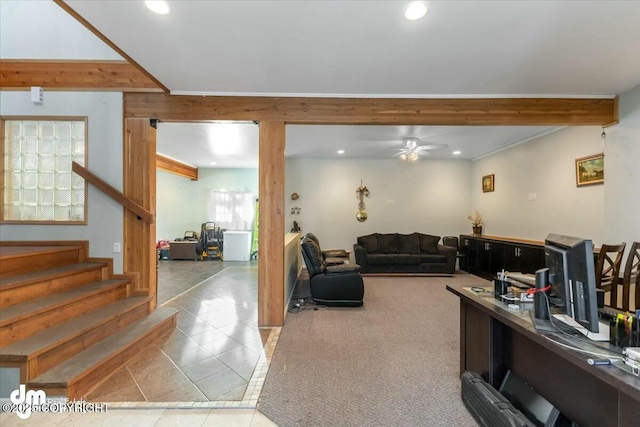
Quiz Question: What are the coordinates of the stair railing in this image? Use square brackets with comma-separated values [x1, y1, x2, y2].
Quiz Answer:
[72, 162, 154, 224]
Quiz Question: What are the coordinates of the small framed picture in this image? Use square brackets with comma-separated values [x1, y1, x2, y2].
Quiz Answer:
[482, 174, 495, 193]
[575, 153, 604, 187]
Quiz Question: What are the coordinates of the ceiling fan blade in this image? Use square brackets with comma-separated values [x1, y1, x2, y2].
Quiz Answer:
[415, 144, 448, 151]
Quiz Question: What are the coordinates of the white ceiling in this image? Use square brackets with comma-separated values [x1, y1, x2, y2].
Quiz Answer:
[157, 122, 563, 168]
[62, 1, 640, 167]
[64, 1, 640, 97]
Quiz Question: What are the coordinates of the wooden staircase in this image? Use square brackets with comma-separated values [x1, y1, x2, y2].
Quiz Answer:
[0, 244, 177, 398]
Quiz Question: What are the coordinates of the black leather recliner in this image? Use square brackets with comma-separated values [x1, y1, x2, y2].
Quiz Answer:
[302, 233, 349, 265]
[301, 237, 364, 307]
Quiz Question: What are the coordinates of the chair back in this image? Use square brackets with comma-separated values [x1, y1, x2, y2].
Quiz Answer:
[596, 242, 626, 309]
[442, 236, 459, 249]
[622, 242, 640, 311]
[303, 233, 320, 248]
[301, 238, 325, 277]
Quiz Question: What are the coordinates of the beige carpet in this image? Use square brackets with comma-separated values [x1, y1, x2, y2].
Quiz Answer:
[259, 274, 484, 427]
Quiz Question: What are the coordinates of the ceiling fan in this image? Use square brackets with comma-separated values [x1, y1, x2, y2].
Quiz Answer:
[393, 137, 448, 162]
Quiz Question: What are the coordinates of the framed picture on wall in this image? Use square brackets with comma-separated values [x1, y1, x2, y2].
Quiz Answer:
[482, 174, 495, 193]
[575, 153, 604, 187]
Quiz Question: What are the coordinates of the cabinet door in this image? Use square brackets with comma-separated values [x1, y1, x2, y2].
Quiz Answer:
[519, 245, 544, 273]
[462, 236, 477, 272]
[477, 241, 492, 275]
[490, 242, 505, 276]
[503, 243, 520, 272]
[503, 244, 545, 273]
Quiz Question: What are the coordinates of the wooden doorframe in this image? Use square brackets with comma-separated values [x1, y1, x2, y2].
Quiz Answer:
[121, 93, 619, 327]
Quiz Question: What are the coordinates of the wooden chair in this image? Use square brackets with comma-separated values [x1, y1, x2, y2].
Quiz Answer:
[596, 242, 626, 309]
[622, 242, 640, 311]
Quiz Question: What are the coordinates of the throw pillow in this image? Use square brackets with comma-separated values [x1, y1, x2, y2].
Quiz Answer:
[397, 233, 420, 254]
[357, 234, 378, 253]
[377, 234, 399, 254]
[418, 234, 440, 254]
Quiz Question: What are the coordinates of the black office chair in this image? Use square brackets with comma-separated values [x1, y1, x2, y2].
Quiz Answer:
[442, 236, 468, 273]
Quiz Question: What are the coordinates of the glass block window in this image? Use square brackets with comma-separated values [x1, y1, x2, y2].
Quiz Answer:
[2, 118, 87, 223]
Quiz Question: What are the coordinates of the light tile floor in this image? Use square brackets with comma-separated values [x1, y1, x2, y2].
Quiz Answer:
[86, 264, 279, 409]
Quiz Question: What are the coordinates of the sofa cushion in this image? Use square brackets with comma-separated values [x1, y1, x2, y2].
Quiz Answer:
[377, 234, 399, 254]
[418, 234, 440, 254]
[394, 255, 421, 265]
[397, 233, 420, 254]
[419, 254, 447, 263]
[357, 234, 378, 253]
[367, 254, 395, 265]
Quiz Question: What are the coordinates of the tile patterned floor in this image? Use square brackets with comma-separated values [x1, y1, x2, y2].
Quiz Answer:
[86, 264, 280, 409]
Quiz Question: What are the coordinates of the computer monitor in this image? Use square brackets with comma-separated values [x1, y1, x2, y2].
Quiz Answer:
[545, 233, 599, 333]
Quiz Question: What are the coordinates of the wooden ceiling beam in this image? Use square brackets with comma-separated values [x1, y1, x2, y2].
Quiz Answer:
[124, 93, 617, 126]
[156, 154, 198, 181]
[53, 0, 169, 92]
[0, 60, 163, 92]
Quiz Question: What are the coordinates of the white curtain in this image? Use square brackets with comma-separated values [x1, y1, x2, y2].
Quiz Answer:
[207, 190, 255, 231]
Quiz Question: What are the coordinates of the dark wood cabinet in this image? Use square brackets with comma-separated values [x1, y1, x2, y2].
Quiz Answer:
[461, 235, 544, 280]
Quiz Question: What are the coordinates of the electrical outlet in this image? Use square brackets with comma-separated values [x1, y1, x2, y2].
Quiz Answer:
[113, 242, 121, 253]
[528, 193, 537, 201]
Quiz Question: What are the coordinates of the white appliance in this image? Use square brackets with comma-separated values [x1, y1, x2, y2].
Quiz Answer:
[223, 231, 252, 261]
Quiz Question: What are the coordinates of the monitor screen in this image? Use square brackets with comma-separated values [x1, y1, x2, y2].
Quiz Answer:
[545, 233, 599, 333]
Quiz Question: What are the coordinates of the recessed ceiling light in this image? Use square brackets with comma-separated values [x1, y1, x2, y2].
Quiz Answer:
[404, 1, 428, 21]
[453, 151, 461, 155]
[337, 150, 345, 154]
[145, 1, 171, 15]
[210, 161, 216, 165]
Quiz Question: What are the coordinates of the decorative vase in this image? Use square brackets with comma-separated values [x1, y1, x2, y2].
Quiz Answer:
[473, 226, 483, 235]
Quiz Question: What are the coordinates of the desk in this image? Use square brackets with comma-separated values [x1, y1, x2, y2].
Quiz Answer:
[446, 283, 640, 427]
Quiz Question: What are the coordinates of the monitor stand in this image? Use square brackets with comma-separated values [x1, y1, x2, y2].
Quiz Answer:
[529, 310, 556, 332]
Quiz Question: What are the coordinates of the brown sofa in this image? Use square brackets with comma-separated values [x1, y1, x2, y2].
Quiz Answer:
[353, 233, 455, 274]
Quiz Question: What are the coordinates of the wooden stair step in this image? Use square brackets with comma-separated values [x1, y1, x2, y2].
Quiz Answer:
[0, 246, 85, 277]
[0, 262, 108, 309]
[0, 296, 151, 378]
[28, 307, 178, 398]
[0, 279, 130, 346]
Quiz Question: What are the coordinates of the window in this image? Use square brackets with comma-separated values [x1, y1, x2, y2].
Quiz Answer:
[1, 117, 87, 223]
[208, 190, 255, 230]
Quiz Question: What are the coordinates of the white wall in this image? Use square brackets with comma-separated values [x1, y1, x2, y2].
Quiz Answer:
[0, 91, 125, 272]
[0, 0, 122, 60]
[604, 84, 640, 245]
[156, 167, 258, 241]
[285, 158, 472, 252]
[470, 126, 605, 245]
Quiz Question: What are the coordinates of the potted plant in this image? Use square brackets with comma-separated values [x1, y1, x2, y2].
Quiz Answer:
[468, 210, 483, 235]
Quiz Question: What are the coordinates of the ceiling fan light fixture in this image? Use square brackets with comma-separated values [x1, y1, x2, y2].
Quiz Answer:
[404, 137, 419, 149]
[404, 1, 428, 21]
[145, 1, 171, 15]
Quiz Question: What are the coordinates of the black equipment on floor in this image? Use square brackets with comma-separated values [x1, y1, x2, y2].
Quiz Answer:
[196, 222, 224, 260]
[461, 371, 536, 427]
